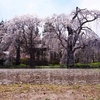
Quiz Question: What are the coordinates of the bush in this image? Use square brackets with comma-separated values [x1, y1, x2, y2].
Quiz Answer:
[49, 60, 60, 65]
[17, 64, 31, 68]
[19, 64, 26, 67]
[21, 58, 49, 66]
[35, 60, 48, 66]
[21, 58, 29, 65]
[60, 64, 66, 68]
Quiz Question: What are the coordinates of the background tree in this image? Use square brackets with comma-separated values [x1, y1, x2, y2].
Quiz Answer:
[0, 15, 41, 68]
[0, 18, 24, 65]
[75, 38, 100, 64]
[42, 28, 62, 64]
[0, 20, 5, 43]
[20, 15, 41, 68]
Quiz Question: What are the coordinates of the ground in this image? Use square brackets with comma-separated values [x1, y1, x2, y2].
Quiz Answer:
[0, 84, 100, 100]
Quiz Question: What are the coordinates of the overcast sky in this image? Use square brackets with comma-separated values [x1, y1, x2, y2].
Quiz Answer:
[0, 0, 100, 20]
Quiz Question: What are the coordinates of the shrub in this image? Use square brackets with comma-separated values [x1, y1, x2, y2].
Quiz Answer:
[18, 64, 30, 68]
[21, 58, 29, 65]
[60, 64, 66, 68]
[19, 64, 26, 67]
[49, 60, 60, 65]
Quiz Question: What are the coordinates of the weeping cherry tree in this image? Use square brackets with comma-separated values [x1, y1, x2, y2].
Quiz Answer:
[43, 7, 100, 67]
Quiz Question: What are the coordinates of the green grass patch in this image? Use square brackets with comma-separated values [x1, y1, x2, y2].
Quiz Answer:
[91, 62, 100, 68]
[1, 62, 100, 68]
[76, 62, 100, 68]
[76, 63, 90, 68]
[36, 64, 60, 68]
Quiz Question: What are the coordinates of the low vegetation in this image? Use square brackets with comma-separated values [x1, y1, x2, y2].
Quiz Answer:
[1, 62, 100, 68]
[76, 62, 100, 68]
[0, 84, 100, 100]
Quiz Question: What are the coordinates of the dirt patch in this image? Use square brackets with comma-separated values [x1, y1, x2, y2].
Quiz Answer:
[0, 84, 100, 100]
[0, 69, 100, 100]
[0, 69, 100, 85]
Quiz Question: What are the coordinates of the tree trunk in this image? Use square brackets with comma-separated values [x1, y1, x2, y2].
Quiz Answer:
[67, 49, 75, 68]
[67, 26, 75, 68]
[16, 45, 21, 65]
[29, 49, 35, 68]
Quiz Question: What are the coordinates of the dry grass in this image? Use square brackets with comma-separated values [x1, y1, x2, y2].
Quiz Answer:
[0, 84, 100, 100]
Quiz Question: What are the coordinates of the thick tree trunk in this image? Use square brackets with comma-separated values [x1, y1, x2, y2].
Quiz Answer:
[29, 50, 35, 68]
[67, 49, 75, 68]
[16, 46, 21, 65]
[67, 26, 75, 68]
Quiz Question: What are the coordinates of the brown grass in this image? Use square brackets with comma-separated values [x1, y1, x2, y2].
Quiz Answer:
[0, 84, 100, 100]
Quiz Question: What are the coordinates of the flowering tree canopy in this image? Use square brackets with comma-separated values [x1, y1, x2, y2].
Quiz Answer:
[43, 7, 100, 67]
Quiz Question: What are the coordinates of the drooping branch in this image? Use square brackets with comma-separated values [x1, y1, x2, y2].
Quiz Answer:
[57, 29, 67, 49]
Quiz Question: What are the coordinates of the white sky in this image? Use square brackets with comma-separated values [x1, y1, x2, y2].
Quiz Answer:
[0, 0, 100, 36]
[1, 0, 100, 20]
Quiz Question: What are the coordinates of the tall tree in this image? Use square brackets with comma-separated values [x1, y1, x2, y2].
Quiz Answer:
[43, 7, 100, 67]
[20, 15, 41, 68]
[0, 18, 23, 65]
[0, 15, 41, 67]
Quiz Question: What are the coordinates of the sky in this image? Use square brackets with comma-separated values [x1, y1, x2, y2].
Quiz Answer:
[1, 0, 100, 20]
[0, 0, 100, 36]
